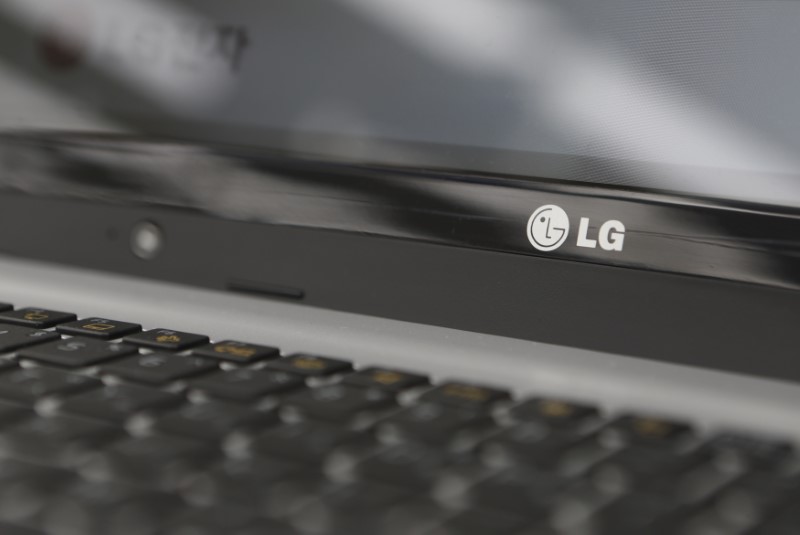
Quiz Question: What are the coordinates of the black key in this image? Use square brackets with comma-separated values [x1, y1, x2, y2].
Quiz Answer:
[167, 508, 299, 535]
[355, 442, 450, 489]
[192, 340, 280, 364]
[0, 400, 34, 427]
[603, 414, 694, 449]
[481, 423, 584, 469]
[190, 368, 306, 402]
[508, 398, 600, 429]
[749, 505, 800, 535]
[0, 303, 12, 312]
[380, 500, 451, 535]
[343, 367, 429, 392]
[39, 480, 182, 535]
[589, 446, 707, 495]
[82, 434, 218, 490]
[265, 354, 352, 377]
[292, 480, 412, 535]
[0, 524, 45, 535]
[0, 367, 101, 404]
[183, 456, 318, 510]
[591, 493, 679, 534]
[252, 421, 366, 465]
[56, 317, 142, 340]
[425, 509, 533, 535]
[124, 328, 209, 351]
[231, 519, 301, 535]
[0, 308, 76, 329]
[0, 459, 76, 525]
[712, 473, 800, 528]
[18, 339, 137, 368]
[704, 432, 794, 472]
[466, 467, 574, 517]
[0, 414, 122, 465]
[153, 400, 277, 441]
[0, 325, 59, 353]
[59, 383, 182, 422]
[281, 384, 395, 423]
[418, 382, 511, 410]
[376, 402, 493, 444]
[100, 352, 218, 385]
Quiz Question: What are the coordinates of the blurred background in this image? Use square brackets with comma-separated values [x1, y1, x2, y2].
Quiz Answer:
[2, 0, 800, 205]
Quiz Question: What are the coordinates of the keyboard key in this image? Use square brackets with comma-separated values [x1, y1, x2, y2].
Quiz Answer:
[124, 328, 209, 351]
[381, 500, 451, 535]
[0, 460, 76, 525]
[603, 415, 694, 449]
[265, 354, 353, 377]
[466, 467, 574, 517]
[292, 480, 412, 535]
[481, 424, 584, 469]
[591, 493, 679, 534]
[281, 384, 395, 423]
[425, 508, 533, 535]
[192, 340, 280, 364]
[39, 480, 181, 535]
[0, 524, 45, 535]
[56, 318, 142, 340]
[252, 421, 366, 465]
[0, 367, 101, 404]
[0, 401, 33, 427]
[704, 432, 794, 472]
[342, 367, 429, 392]
[0, 414, 122, 466]
[376, 402, 493, 445]
[749, 506, 800, 535]
[190, 368, 306, 402]
[18, 339, 137, 368]
[232, 519, 301, 535]
[589, 447, 708, 495]
[183, 456, 317, 510]
[166, 508, 299, 535]
[59, 384, 183, 422]
[0, 303, 12, 312]
[712, 473, 800, 528]
[153, 400, 277, 441]
[508, 398, 600, 429]
[419, 382, 511, 410]
[100, 353, 218, 385]
[82, 434, 218, 490]
[354, 442, 450, 489]
[0, 325, 60, 353]
[0, 308, 76, 329]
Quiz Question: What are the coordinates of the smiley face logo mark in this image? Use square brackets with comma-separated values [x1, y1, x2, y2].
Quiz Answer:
[526, 205, 570, 252]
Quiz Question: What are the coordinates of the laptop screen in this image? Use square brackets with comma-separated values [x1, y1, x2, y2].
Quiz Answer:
[2, 0, 800, 207]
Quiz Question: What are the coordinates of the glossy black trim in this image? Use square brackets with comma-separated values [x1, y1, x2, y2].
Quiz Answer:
[0, 132, 798, 381]
[1, 134, 800, 292]
[0, 192, 797, 383]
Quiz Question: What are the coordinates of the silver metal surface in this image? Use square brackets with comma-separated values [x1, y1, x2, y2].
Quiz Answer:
[0, 254, 797, 439]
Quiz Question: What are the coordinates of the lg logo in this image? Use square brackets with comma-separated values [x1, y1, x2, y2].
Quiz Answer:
[526, 204, 626, 252]
[526, 205, 570, 251]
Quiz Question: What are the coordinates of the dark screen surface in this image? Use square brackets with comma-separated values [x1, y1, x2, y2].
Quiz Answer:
[3, 0, 800, 205]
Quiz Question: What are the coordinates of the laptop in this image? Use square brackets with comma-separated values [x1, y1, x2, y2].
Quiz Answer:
[0, 0, 797, 534]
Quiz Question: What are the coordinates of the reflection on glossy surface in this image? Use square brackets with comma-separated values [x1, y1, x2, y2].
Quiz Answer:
[2, 1, 800, 205]
[1, 134, 799, 291]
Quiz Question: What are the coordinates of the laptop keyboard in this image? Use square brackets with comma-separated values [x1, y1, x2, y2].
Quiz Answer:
[0, 305, 794, 535]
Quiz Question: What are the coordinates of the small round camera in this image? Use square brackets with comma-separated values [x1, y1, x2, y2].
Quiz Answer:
[130, 221, 164, 260]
